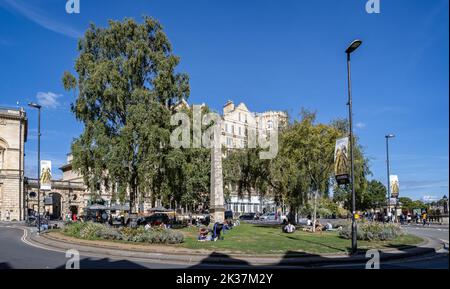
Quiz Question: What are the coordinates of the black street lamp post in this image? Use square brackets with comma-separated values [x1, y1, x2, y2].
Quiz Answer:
[28, 102, 41, 233]
[345, 39, 362, 254]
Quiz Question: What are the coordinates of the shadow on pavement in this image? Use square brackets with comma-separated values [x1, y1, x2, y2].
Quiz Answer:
[57, 258, 149, 269]
[0, 263, 13, 269]
[187, 241, 447, 269]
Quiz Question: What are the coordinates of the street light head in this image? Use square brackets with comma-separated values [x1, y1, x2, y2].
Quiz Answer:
[345, 39, 363, 54]
[28, 102, 42, 109]
[385, 134, 395, 138]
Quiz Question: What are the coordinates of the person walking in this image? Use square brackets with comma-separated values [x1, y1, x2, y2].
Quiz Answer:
[421, 211, 427, 226]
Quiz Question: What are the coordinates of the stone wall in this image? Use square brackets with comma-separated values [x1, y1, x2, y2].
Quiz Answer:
[0, 107, 26, 221]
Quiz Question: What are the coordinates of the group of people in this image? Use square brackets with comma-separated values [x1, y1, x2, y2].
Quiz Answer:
[144, 222, 168, 230]
[197, 219, 238, 242]
[65, 211, 78, 222]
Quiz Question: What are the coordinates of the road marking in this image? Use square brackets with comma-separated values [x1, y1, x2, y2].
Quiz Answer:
[0, 225, 192, 267]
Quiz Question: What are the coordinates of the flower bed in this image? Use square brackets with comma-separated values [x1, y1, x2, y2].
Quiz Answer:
[338, 221, 405, 241]
[62, 222, 184, 244]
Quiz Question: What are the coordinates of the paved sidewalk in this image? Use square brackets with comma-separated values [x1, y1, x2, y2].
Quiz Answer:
[24, 229, 444, 267]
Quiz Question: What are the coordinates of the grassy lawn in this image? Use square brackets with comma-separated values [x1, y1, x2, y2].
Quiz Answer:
[176, 223, 423, 254]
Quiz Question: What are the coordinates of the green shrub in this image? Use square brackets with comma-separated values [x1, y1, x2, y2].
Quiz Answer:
[79, 222, 106, 239]
[339, 221, 404, 241]
[62, 221, 85, 237]
[98, 227, 122, 240]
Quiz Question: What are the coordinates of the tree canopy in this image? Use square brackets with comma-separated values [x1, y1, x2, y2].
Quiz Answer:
[63, 17, 189, 212]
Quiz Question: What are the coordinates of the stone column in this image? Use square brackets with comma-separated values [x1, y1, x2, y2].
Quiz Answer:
[210, 145, 224, 223]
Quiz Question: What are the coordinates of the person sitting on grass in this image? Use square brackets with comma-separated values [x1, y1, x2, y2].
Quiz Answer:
[325, 222, 333, 231]
[198, 226, 211, 242]
[223, 220, 232, 231]
[283, 221, 296, 233]
[314, 220, 324, 232]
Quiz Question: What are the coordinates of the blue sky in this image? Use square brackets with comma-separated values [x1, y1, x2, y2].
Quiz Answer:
[0, 0, 448, 202]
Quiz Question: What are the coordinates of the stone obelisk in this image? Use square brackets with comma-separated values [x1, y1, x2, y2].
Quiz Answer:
[210, 145, 225, 223]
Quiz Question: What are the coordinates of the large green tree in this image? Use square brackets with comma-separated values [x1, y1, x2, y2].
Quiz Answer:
[269, 110, 341, 222]
[362, 180, 387, 210]
[399, 197, 427, 213]
[62, 17, 190, 212]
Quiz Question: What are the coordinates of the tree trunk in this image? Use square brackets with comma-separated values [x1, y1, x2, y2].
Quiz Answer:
[312, 190, 318, 233]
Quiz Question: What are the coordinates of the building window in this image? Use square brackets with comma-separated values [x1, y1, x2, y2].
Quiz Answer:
[254, 204, 259, 213]
[225, 123, 228, 132]
[233, 203, 238, 213]
[239, 113, 241, 122]
[231, 125, 234, 134]
[267, 120, 273, 129]
[241, 203, 245, 212]
[0, 148, 4, 170]
[238, 127, 241, 135]
[227, 137, 233, 147]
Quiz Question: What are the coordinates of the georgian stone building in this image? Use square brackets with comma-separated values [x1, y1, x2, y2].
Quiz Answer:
[0, 107, 27, 221]
[220, 100, 287, 214]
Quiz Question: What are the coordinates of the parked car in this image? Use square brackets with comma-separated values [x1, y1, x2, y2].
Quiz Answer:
[225, 210, 233, 220]
[260, 212, 276, 221]
[239, 213, 256, 220]
[136, 213, 170, 227]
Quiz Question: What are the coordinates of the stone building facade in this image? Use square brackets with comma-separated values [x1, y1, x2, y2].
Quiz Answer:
[25, 153, 114, 220]
[221, 100, 288, 150]
[0, 107, 27, 221]
[220, 100, 287, 214]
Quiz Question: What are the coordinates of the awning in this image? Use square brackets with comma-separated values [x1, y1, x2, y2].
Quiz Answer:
[107, 204, 130, 211]
[87, 204, 107, 210]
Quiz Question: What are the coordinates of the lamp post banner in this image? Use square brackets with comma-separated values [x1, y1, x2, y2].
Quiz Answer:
[390, 175, 399, 198]
[334, 136, 350, 184]
[40, 160, 52, 191]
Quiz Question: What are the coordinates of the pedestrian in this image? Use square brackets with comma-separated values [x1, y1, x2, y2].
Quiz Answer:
[436, 209, 441, 224]
[422, 211, 427, 226]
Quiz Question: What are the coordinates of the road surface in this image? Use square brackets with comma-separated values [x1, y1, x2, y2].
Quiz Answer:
[0, 224, 447, 269]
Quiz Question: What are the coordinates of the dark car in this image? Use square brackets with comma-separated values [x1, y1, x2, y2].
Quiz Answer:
[137, 213, 170, 227]
[225, 210, 233, 220]
[239, 213, 256, 220]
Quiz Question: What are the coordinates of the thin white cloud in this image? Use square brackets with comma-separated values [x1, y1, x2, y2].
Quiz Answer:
[37, 91, 61, 109]
[422, 195, 440, 203]
[1, 0, 82, 39]
[355, 122, 366, 129]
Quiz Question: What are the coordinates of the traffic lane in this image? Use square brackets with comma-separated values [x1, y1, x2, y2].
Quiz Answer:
[0, 226, 188, 269]
[403, 226, 449, 243]
[318, 251, 448, 269]
[0, 226, 67, 269]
